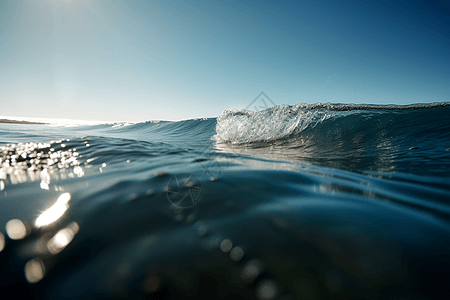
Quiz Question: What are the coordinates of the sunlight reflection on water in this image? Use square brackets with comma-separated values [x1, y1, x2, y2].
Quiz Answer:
[35, 193, 71, 228]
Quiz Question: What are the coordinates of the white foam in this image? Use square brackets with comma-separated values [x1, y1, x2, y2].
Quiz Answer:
[212, 102, 450, 144]
[212, 104, 335, 144]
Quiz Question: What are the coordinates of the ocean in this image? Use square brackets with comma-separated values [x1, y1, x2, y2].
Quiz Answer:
[1, 103, 450, 299]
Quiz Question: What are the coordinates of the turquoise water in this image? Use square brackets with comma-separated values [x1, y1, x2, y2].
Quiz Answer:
[1, 103, 450, 299]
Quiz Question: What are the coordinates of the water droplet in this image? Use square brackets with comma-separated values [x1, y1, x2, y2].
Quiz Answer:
[256, 279, 279, 300]
[197, 224, 208, 236]
[0, 232, 5, 252]
[241, 259, 264, 283]
[47, 223, 78, 254]
[230, 246, 244, 262]
[25, 258, 45, 283]
[220, 239, 233, 252]
[186, 213, 196, 223]
[35, 193, 71, 228]
[6, 219, 27, 240]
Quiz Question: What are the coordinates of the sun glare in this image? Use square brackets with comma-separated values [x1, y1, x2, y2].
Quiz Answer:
[35, 193, 71, 228]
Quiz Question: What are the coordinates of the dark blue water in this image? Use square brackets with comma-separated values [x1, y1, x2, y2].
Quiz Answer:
[1, 103, 450, 299]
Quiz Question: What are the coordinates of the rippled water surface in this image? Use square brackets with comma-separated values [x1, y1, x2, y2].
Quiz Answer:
[1, 103, 450, 299]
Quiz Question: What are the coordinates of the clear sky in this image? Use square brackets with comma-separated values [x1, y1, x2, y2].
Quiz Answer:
[1, 0, 449, 122]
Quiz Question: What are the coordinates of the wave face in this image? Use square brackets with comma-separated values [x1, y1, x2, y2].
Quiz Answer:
[213, 103, 450, 175]
[214, 102, 450, 144]
[213, 104, 336, 144]
[1, 102, 450, 300]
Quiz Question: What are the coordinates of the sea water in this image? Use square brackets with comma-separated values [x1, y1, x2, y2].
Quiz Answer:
[1, 103, 450, 299]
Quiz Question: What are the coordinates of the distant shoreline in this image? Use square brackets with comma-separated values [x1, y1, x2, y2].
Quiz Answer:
[0, 119, 48, 125]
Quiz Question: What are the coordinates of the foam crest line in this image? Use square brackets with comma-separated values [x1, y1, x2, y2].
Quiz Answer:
[212, 102, 450, 145]
[278, 102, 450, 111]
[213, 104, 335, 144]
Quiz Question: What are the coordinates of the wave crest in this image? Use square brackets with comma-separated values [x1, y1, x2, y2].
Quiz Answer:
[212, 104, 335, 144]
[212, 102, 450, 144]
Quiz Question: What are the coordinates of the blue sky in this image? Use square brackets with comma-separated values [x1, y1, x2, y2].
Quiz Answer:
[1, 0, 449, 122]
